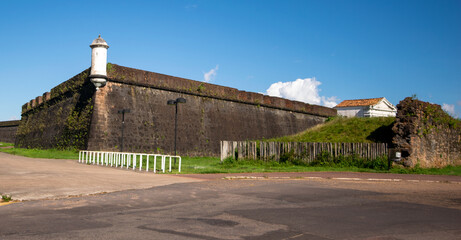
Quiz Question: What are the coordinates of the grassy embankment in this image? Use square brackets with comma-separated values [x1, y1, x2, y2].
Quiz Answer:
[271, 116, 395, 143]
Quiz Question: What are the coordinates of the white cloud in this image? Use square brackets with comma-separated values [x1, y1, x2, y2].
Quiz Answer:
[457, 101, 461, 106]
[442, 103, 456, 116]
[8, 116, 18, 121]
[266, 77, 338, 107]
[203, 65, 219, 82]
[321, 96, 339, 108]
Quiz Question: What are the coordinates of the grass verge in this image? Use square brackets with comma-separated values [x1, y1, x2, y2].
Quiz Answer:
[0, 142, 14, 147]
[177, 157, 460, 176]
[1, 147, 460, 176]
[0, 147, 78, 159]
[178, 156, 388, 174]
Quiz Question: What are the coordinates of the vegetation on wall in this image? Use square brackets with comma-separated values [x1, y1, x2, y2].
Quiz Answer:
[421, 103, 460, 135]
[15, 104, 49, 147]
[50, 70, 90, 98]
[54, 83, 96, 150]
[56, 95, 94, 150]
[16, 70, 95, 150]
[392, 97, 461, 168]
[107, 62, 113, 74]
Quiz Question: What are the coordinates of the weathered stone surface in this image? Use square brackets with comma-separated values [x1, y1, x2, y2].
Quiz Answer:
[16, 70, 95, 149]
[16, 64, 336, 155]
[107, 64, 336, 117]
[392, 97, 461, 167]
[0, 120, 20, 143]
[87, 82, 327, 156]
[43, 92, 51, 101]
[35, 96, 42, 105]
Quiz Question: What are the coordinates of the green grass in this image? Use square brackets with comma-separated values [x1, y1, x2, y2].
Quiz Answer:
[76, 155, 391, 174]
[1, 194, 12, 202]
[389, 165, 461, 175]
[1, 147, 460, 176]
[174, 157, 461, 176]
[0, 147, 79, 159]
[0, 142, 14, 147]
[271, 117, 395, 143]
[169, 156, 380, 174]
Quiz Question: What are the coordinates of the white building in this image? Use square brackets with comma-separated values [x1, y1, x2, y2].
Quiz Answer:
[334, 97, 397, 117]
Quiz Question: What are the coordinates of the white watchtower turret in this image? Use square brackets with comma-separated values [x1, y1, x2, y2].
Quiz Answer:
[89, 35, 109, 90]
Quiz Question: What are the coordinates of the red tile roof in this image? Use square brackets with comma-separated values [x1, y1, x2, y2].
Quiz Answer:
[334, 97, 384, 108]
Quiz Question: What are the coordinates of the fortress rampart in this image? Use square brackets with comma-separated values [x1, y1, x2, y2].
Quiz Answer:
[106, 64, 335, 117]
[0, 120, 20, 143]
[16, 63, 336, 156]
[16, 69, 95, 149]
[392, 97, 461, 168]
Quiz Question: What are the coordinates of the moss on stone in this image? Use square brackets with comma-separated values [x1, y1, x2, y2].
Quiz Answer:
[16, 80, 95, 150]
[107, 62, 114, 74]
[50, 69, 90, 99]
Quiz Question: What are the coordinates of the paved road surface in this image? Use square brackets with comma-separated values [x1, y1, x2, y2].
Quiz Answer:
[1, 152, 460, 239]
[0, 152, 201, 201]
[1, 178, 461, 239]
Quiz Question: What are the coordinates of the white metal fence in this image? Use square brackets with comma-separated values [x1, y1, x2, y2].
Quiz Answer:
[78, 151, 182, 173]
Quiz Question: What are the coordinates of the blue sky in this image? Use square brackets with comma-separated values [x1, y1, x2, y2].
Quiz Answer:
[1, 0, 460, 120]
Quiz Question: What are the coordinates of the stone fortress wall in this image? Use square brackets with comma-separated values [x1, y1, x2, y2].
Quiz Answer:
[0, 120, 20, 143]
[15, 69, 95, 149]
[15, 63, 336, 156]
[392, 97, 461, 168]
[8, 63, 460, 162]
[8, 36, 460, 163]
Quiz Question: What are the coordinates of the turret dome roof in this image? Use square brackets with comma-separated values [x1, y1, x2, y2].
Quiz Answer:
[90, 35, 109, 48]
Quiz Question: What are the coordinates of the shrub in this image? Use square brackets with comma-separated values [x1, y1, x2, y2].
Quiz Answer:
[309, 151, 388, 170]
[363, 156, 388, 170]
[279, 150, 309, 166]
[1, 194, 12, 202]
[222, 156, 236, 166]
[310, 151, 333, 166]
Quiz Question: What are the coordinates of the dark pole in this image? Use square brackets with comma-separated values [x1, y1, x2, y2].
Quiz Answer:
[167, 98, 186, 164]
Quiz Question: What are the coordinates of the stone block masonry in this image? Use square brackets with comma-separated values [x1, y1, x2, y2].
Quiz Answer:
[0, 120, 20, 143]
[86, 64, 335, 156]
[105, 64, 335, 117]
[16, 63, 336, 156]
[392, 97, 461, 168]
[16, 69, 95, 149]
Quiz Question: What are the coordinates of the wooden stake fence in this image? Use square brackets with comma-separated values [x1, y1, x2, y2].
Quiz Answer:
[220, 141, 388, 162]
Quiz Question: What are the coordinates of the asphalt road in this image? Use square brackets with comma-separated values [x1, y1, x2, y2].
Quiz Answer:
[1, 177, 461, 239]
[1, 152, 461, 239]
